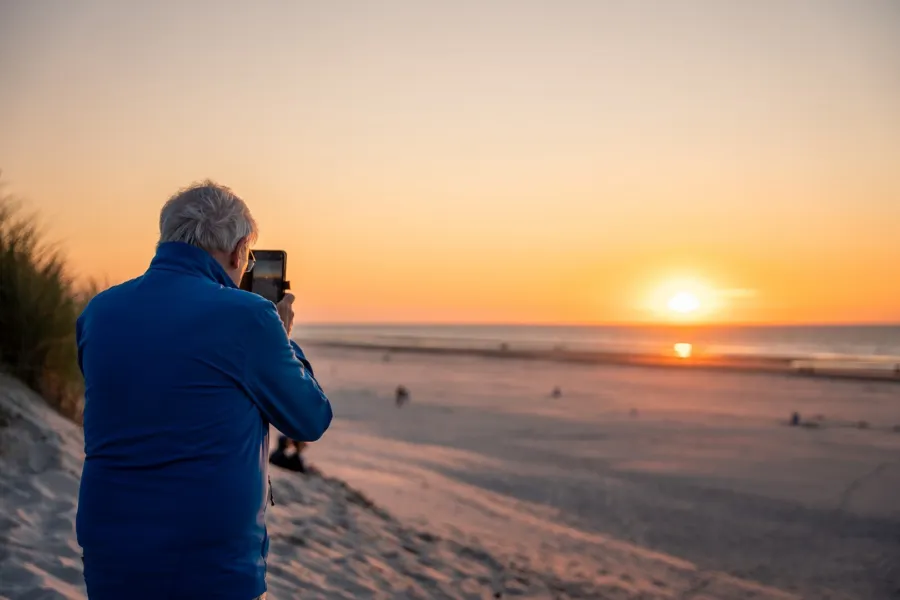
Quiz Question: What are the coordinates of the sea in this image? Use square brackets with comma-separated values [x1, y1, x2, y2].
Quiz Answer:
[296, 323, 900, 365]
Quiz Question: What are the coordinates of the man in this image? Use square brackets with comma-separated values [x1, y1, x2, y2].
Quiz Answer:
[76, 181, 332, 600]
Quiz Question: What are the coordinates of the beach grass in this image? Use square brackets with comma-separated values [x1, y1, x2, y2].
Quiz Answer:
[0, 182, 93, 423]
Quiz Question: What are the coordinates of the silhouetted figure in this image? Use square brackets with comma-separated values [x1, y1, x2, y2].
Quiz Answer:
[269, 435, 292, 468]
[288, 440, 307, 473]
[269, 435, 306, 473]
[395, 385, 410, 408]
[790, 412, 800, 426]
[551, 386, 562, 398]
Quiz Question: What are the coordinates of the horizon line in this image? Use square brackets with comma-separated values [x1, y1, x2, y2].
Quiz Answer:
[297, 321, 900, 329]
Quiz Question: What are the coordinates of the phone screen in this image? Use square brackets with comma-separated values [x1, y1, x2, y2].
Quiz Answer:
[240, 250, 286, 303]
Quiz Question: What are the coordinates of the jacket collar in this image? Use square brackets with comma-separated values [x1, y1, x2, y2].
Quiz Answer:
[149, 242, 237, 289]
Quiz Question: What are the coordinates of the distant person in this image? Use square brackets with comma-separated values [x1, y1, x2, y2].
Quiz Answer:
[269, 436, 307, 474]
[395, 385, 410, 407]
[269, 435, 294, 469]
[76, 181, 333, 600]
[551, 386, 562, 398]
[290, 440, 308, 473]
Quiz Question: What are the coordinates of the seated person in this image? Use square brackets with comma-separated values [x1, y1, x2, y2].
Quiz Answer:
[269, 435, 306, 473]
[289, 440, 307, 473]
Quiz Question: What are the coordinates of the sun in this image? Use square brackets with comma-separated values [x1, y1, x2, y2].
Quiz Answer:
[645, 276, 717, 321]
[667, 291, 701, 314]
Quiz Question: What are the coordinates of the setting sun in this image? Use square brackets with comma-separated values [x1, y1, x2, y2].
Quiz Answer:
[667, 292, 701, 314]
[644, 278, 719, 322]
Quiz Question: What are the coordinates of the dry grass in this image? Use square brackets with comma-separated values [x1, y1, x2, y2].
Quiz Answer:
[0, 181, 94, 422]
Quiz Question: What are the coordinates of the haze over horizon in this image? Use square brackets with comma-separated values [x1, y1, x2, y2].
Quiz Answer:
[2, 0, 899, 324]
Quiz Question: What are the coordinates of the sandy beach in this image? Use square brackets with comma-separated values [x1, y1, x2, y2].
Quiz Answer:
[307, 346, 900, 599]
[2, 345, 899, 599]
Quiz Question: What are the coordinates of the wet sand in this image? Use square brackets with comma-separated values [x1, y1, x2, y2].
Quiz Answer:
[308, 346, 900, 599]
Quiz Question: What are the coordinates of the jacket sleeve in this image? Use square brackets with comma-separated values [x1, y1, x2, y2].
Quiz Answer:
[242, 302, 333, 441]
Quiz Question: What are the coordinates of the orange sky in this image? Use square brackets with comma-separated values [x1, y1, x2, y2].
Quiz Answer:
[1, 1, 899, 324]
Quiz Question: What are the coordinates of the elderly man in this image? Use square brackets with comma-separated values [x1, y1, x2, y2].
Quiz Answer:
[76, 181, 332, 600]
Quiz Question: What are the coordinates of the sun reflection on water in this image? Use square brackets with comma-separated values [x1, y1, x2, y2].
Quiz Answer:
[674, 343, 693, 359]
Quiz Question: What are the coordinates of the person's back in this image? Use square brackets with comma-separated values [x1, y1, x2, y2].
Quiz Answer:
[77, 182, 333, 600]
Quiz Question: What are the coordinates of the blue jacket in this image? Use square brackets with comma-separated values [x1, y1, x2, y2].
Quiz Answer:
[76, 242, 332, 600]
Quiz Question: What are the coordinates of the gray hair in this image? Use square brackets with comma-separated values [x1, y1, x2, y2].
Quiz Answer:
[159, 180, 258, 252]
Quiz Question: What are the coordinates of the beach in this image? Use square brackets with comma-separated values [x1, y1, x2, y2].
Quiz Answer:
[307, 345, 900, 599]
[2, 345, 899, 599]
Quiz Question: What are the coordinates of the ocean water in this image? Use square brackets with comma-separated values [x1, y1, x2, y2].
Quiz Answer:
[297, 324, 900, 363]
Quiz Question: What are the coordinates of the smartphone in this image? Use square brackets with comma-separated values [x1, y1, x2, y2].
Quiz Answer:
[239, 250, 288, 303]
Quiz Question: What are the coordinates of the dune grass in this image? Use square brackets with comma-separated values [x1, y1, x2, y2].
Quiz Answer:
[0, 184, 92, 422]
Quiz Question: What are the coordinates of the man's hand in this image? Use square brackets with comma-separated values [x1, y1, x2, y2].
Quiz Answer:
[276, 293, 295, 335]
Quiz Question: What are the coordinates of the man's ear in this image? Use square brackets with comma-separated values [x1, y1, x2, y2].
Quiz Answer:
[229, 239, 247, 270]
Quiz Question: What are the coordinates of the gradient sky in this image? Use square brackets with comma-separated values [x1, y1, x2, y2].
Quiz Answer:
[2, 0, 898, 324]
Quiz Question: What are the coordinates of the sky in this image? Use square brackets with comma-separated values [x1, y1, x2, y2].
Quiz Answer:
[1, 0, 898, 324]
